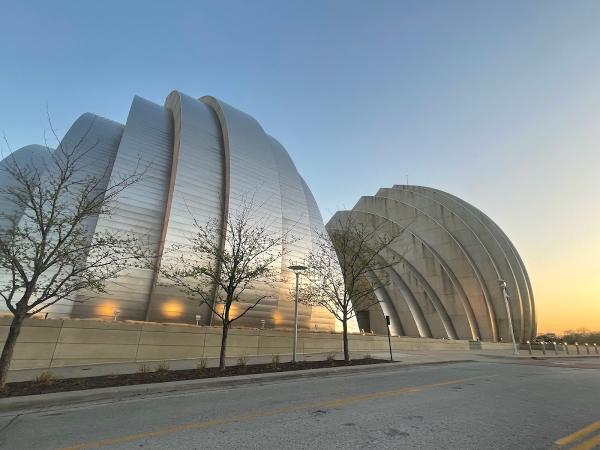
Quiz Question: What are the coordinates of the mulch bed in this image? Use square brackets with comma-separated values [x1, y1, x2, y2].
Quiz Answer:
[0, 358, 389, 398]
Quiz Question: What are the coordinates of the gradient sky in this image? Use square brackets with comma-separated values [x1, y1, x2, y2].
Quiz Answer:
[2, 0, 599, 333]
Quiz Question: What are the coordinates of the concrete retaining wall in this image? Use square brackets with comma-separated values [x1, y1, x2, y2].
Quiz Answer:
[0, 317, 512, 370]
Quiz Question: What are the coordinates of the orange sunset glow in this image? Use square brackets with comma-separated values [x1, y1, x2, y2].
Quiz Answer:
[527, 233, 600, 334]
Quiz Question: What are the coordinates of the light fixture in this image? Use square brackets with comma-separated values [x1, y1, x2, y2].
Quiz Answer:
[499, 279, 518, 355]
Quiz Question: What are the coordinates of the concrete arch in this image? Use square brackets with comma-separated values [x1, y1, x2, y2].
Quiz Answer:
[383, 246, 459, 339]
[352, 197, 492, 340]
[394, 241, 477, 339]
[379, 187, 505, 293]
[364, 270, 405, 336]
[329, 185, 535, 342]
[385, 266, 432, 338]
[327, 210, 433, 337]
[330, 209, 461, 339]
[374, 189, 506, 340]
[437, 190, 535, 340]
[401, 185, 532, 341]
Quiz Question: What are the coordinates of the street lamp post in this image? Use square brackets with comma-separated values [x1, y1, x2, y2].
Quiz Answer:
[288, 265, 307, 363]
[499, 280, 519, 355]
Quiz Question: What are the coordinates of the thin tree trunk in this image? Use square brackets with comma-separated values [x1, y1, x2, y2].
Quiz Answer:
[342, 317, 349, 362]
[219, 322, 229, 371]
[0, 313, 25, 388]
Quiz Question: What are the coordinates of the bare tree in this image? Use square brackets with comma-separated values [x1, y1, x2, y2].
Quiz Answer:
[0, 128, 146, 388]
[158, 197, 294, 370]
[299, 213, 405, 362]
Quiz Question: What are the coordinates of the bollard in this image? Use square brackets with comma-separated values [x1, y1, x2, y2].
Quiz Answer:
[575, 342, 580, 354]
[564, 343, 569, 355]
[585, 343, 590, 355]
[553, 342, 558, 355]
[260, 319, 266, 329]
[526, 340, 532, 355]
[541, 341, 546, 355]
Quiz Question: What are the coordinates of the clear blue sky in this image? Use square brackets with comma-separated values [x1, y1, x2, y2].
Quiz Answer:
[2, 0, 600, 331]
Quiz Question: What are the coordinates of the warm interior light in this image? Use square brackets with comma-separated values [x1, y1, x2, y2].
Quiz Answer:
[96, 301, 118, 318]
[272, 310, 283, 326]
[215, 302, 238, 320]
[162, 300, 184, 319]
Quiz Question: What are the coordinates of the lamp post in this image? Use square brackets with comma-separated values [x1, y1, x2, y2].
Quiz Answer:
[289, 265, 307, 363]
[499, 280, 519, 355]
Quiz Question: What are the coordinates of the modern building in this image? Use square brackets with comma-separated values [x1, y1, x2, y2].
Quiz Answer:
[0, 94, 536, 342]
[0, 91, 335, 331]
[327, 185, 535, 342]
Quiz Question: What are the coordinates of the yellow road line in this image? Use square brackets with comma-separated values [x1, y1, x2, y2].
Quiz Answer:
[59, 376, 480, 450]
[570, 433, 600, 450]
[555, 420, 600, 447]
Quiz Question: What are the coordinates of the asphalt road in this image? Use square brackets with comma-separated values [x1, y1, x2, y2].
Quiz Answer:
[0, 359, 599, 449]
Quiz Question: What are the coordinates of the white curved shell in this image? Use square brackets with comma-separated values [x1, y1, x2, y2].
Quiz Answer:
[328, 185, 535, 342]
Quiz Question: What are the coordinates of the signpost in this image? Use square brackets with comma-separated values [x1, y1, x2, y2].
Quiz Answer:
[385, 315, 393, 362]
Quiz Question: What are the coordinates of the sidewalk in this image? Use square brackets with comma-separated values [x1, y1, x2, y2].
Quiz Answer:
[7, 347, 598, 383]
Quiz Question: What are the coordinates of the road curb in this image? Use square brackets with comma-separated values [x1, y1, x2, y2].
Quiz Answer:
[478, 353, 600, 361]
[0, 359, 475, 413]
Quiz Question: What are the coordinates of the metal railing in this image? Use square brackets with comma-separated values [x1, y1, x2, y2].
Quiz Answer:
[522, 341, 599, 356]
